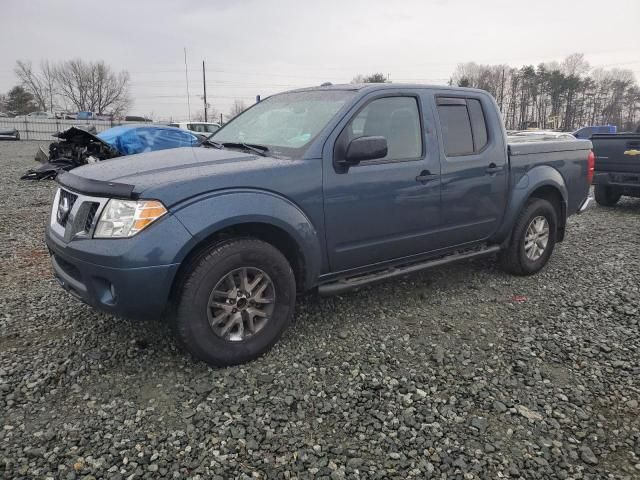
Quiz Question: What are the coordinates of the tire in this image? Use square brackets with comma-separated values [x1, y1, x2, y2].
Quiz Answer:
[173, 238, 296, 366]
[499, 198, 558, 276]
[594, 185, 621, 207]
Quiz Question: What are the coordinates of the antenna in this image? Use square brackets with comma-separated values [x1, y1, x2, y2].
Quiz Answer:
[184, 48, 191, 121]
[203, 60, 208, 122]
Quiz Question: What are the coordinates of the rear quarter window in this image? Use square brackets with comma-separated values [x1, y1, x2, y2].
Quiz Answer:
[467, 99, 488, 151]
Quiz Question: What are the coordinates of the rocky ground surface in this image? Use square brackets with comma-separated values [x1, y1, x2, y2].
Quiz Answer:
[0, 140, 639, 480]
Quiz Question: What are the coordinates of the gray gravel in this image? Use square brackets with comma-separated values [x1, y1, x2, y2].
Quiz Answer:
[1, 140, 639, 479]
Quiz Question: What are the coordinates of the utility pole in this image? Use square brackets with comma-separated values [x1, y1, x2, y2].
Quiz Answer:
[184, 48, 191, 121]
[202, 60, 208, 122]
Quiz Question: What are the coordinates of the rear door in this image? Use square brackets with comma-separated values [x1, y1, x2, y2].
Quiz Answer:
[434, 94, 508, 245]
[322, 91, 442, 272]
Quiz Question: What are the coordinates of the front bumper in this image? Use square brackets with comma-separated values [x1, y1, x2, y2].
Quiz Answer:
[46, 227, 180, 318]
[46, 232, 180, 319]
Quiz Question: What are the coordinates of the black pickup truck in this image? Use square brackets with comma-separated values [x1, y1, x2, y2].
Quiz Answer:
[591, 133, 640, 206]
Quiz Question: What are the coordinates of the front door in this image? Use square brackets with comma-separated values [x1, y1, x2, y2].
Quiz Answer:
[323, 93, 442, 272]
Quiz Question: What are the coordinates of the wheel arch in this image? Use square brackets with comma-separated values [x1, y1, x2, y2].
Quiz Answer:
[493, 166, 568, 244]
[169, 190, 323, 297]
[171, 221, 310, 301]
[528, 184, 566, 241]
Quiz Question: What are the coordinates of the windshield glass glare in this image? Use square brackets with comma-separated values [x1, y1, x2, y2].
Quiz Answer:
[211, 90, 355, 156]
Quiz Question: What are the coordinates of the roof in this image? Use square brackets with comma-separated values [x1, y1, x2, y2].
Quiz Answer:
[285, 83, 490, 96]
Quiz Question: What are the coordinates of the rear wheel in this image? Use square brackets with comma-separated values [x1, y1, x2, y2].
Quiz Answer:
[594, 185, 621, 207]
[499, 198, 557, 276]
[173, 238, 296, 366]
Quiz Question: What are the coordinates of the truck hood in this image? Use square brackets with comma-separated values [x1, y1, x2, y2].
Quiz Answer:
[61, 146, 314, 206]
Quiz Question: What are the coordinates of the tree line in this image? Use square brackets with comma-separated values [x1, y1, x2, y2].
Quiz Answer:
[4, 53, 637, 128]
[449, 53, 639, 132]
[13, 59, 130, 116]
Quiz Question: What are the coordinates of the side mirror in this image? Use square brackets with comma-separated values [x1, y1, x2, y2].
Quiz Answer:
[344, 136, 388, 165]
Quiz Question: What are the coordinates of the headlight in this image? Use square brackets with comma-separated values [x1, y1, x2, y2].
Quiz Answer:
[94, 199, 167, 238]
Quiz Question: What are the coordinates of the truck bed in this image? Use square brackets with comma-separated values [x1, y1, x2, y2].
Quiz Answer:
[507, 138, 592, 217]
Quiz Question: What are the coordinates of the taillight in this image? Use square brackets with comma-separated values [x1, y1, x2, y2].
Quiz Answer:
[587, 150, 595, 185]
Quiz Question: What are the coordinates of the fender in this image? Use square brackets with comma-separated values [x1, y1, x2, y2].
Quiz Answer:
[492, 165, 568, 243]
[171, 188, 323, 288]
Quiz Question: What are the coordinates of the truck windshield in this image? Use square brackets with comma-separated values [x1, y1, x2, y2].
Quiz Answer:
[210, 90, 356, 157]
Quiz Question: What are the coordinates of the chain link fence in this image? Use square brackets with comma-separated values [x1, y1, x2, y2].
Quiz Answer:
[0, 118, 151, 141]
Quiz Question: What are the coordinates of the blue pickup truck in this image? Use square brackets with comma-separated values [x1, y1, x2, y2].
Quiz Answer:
[46, 84, 594, 365]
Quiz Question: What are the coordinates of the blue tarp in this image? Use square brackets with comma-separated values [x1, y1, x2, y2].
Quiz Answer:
[98, 125, 200, 155]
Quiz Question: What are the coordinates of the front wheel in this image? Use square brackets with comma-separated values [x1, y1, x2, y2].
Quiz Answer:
[594, 185, 621, 207]
[499, 198, 558, 276]
[173, 238, 296, 366]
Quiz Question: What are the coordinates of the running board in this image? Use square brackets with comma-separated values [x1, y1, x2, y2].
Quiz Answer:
[318, 245, 501, 296]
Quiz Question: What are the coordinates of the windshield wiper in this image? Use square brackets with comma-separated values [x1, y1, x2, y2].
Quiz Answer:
[221, 142, 269, 157]
[199, 136, 224, 149]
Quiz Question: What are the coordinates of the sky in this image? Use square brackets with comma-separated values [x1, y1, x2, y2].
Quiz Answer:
[1, 0, 638, 121]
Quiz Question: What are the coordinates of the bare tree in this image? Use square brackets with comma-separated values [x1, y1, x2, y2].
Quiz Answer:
[228, 100, 247, 119]
[193, 105, 219, 123]
[449, 53, 640, 131]
[54, 59, 130, 115]
[15, 60, 56, 111]
[351, 73, 388, 84]
[561, 53, 590, 77]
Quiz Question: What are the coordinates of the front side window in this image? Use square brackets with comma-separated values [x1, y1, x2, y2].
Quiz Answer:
[342, 96, 422, 161]
[211, 90, 356, 157]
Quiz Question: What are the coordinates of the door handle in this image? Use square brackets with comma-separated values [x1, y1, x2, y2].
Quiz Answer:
[416, 171, 439, 183]
[485, 163, 504, 174]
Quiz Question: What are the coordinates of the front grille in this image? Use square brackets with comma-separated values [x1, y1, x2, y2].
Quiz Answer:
[57, 189, 78, 227]
[84, 203, 99, 232]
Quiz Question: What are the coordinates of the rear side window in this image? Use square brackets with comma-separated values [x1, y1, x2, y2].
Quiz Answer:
[437, 97, 489, 156]
[437, 101, 474, 156]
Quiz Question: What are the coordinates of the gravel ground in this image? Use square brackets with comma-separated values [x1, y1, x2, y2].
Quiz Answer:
[1, 140, 639, 480]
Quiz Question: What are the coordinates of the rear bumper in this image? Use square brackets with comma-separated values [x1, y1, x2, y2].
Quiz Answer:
[46, 226, 180, 319]
[593, 172, 640, 188]
[593, 172, 640, 197]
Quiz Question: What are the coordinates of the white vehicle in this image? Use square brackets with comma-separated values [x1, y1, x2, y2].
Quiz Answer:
[168, 121, 221, 135]
[27, 112, 56, 119]
[27, 111, 55, 119]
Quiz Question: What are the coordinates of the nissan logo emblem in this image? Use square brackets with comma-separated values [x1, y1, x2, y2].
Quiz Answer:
[57, 196, 71, 223]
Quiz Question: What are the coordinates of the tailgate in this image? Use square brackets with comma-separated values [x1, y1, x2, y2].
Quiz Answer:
[592, 134, 640, 174]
